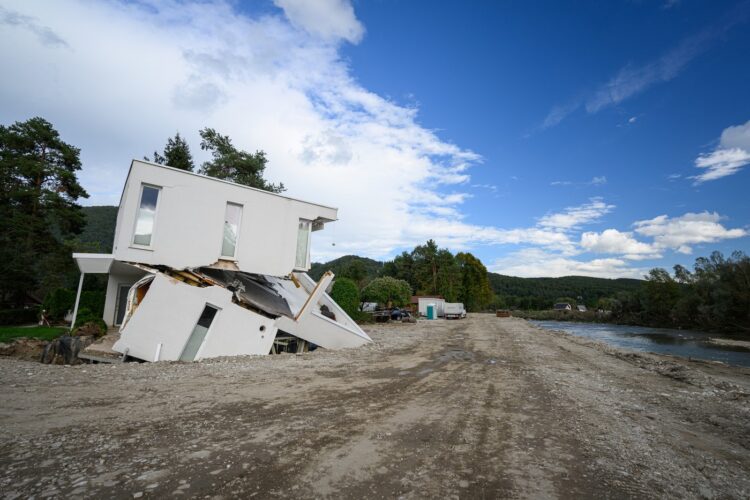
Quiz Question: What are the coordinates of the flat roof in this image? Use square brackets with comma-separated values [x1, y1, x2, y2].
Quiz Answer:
[129, 159, 338, 213]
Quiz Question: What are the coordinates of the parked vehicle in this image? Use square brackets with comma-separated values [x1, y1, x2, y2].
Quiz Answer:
[445, 302, 466, 319]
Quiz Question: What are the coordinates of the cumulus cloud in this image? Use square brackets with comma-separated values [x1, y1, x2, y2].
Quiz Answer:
[489, 248, 646, 279]
[692, 120, 750, 183]
[273, 0, 364, 44]
[580, 229, 660, 260]
[537, 198, 614, 231]
[633, 212, 747, 254]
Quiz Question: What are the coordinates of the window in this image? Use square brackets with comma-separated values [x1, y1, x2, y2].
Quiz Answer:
[180, 305, 219, 361]
[221, 202, 243, 259]
[295, 219, 311, 269]
[133, 184, 160, 247]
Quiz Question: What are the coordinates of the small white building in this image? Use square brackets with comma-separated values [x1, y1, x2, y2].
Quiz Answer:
[72, 160, 371, 361]
[417, 297, 445, 317]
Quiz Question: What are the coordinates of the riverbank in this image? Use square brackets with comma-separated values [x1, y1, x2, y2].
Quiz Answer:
[1, 315, 749, 498]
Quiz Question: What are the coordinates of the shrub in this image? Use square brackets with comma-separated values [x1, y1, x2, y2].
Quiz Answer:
[330, 278, 360, 318]
[361, 277, 412, 308]
[73, 307, 107, 338]
[43, 288, 76, 319]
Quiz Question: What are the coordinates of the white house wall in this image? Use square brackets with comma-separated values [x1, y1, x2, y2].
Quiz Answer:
[112, 273, 277, 361]
[112, 160, 337, 276]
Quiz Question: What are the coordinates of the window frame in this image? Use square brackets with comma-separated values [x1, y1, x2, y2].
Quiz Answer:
[294, 218, 312, 271]
[179, 303, 221, 362]
[130, 183, 162, 250]
[219, 202, 244, 261]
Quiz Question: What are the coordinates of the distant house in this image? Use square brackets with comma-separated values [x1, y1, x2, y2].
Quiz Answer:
[411, 295, 445, 317]
[553, 303, 572, 311]
[576, 304, 588, 312]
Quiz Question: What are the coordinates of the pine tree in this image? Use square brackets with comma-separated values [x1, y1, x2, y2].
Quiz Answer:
[0, 117, 88, 305]
[146, 132, 194, 171]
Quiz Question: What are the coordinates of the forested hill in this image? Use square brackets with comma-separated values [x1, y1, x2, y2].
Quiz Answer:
[308, 255, 383, 282]
[78, 206, 118, 252]
[487, 273, 643, 308]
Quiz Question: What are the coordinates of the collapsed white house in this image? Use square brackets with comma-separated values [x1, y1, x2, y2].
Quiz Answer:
[72, 159, 371, 362]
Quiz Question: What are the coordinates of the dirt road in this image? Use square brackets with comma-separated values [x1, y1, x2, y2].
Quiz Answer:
[2, 315, 750, 499]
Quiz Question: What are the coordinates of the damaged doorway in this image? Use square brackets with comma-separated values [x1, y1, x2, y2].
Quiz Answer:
[114, 284, 132, 326]
[180, 305, 219, 361]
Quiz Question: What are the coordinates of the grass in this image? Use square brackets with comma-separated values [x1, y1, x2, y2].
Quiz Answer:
[0, 326, 68, 343]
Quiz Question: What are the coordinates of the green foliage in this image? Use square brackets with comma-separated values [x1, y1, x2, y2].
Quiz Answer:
[73, 307, 107, 337]
[73, 206, 118, 253]
[309, 255, 383, 283]
[0, 308, 40, 326]
[643, 268, 680, 325]
[488, 273, 642, 310]
[0, 325, 67, 343]
[198, 127, 284, 193]
[43, 288, 105, 321]
[361, 277, 412, 308]
[43, 288, 76, 319]
[146, 132, 195, 171]
[456, 252, 493, 311]
[0, 117, 88, 306]
[329, 278, 360, 318]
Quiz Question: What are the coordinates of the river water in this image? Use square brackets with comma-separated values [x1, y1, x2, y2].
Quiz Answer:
[530, 320, 750, 367]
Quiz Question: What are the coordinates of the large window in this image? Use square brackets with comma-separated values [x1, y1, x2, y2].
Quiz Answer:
[295, 219, 311, 269]
[221, 202, 243, 259]
[133, 184, 160, 247]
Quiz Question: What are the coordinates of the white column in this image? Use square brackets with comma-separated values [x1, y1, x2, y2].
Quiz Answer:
[70, 272, 85, 332]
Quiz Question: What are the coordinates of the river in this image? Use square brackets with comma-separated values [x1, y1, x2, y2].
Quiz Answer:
[530, 320, 750, 367]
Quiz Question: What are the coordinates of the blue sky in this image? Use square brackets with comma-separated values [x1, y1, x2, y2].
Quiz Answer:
[1, 0, 749, 277]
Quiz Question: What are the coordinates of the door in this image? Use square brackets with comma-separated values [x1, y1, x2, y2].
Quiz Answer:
[115, 284, 131, 326]
[180, 305, 219, 361]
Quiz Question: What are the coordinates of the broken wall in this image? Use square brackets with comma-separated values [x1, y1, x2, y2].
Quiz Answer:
[113, 273, 277, 361]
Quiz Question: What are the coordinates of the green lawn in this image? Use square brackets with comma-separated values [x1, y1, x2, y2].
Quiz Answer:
[0, 326, 68, 343]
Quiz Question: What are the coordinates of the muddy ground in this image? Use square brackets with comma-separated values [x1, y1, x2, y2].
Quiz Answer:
[1, 315, 749, 499]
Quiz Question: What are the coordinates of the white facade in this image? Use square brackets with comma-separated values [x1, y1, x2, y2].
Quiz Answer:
[418, 297, 445, 317]
[74, 160, 371, 361]
[112, 160, 336, 276]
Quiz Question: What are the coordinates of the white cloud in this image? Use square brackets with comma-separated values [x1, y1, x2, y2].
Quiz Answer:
[0, 5, 68, 47]
[541, 6, 748, 128]
[273, 0, 364, 43]
[692, 120, 750, 183]
[537, 198, 614, 231]
[590, 176, 607, 185]
[489, 248, 646, 279]
[633, 212, 747, 254]
[580, 229, 660, 260]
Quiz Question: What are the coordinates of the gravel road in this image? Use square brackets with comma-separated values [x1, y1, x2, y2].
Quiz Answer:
[1, 315, 749, 499]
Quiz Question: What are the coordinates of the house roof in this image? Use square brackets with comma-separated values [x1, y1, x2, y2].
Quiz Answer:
[123, 159, 338, 215]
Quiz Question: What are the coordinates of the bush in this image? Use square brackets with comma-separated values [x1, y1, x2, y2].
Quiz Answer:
[43, 289, 106, 321]
[330, 278, 360, 318]
[361, 277, 412, 308]
[43, 288, 75, 319]
[73, 307, 107, 338]
[0, 308, 40, 326]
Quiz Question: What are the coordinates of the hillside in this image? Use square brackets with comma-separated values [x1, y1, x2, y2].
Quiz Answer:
[488, 272, 643, 307]
[77, 206, 118, 252]
[308, 255, 383, 282]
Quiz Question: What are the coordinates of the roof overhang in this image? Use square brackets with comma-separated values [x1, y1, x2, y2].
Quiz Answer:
[72, 253, 114, 274]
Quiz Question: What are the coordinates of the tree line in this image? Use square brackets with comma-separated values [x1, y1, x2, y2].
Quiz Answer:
[325, 239, 495, 318]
